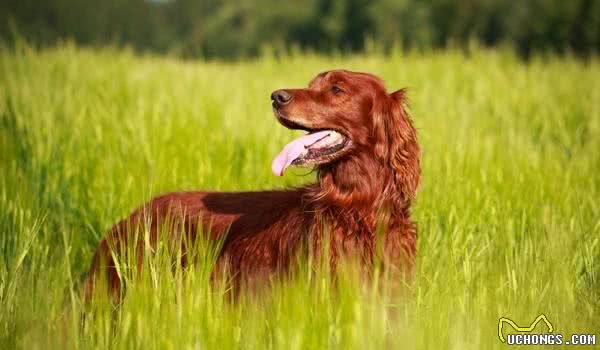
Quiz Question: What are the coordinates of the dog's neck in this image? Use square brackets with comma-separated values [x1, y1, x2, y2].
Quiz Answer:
[306, 153, 411, 223]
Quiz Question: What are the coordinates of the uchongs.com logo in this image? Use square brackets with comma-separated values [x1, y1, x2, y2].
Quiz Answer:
[498, 314, 596, 346]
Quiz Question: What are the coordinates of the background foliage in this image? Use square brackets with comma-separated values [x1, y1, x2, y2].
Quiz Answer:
[1, 0, 599, 58]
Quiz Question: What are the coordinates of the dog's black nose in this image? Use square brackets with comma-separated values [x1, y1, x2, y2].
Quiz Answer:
[271, 90, 292, 105]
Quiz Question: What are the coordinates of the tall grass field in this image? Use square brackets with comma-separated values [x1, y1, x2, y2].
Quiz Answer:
[1, 44, 599, 349]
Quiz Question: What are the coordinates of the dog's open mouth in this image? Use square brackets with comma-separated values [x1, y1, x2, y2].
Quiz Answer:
[272, 118, 351, 176]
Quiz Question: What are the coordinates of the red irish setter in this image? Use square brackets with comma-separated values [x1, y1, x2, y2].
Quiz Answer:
[84, 70, 420, 301]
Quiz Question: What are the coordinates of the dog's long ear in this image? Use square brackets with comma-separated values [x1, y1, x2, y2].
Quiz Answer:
[373, 88, 421, 201]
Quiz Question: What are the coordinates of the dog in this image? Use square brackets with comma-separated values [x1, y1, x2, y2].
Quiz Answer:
[84, 70, 420, 301]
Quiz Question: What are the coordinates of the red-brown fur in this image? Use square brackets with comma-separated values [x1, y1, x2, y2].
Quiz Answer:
[84, 70, 420, 301]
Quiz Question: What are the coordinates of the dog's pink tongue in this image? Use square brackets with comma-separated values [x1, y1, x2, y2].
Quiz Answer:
[272, 130, 331, 176]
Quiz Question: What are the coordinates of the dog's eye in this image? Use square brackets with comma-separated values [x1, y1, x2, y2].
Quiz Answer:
[331, 85, 344, 94]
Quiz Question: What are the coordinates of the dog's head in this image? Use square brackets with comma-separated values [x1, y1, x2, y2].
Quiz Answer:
[271, 69, 420, 199]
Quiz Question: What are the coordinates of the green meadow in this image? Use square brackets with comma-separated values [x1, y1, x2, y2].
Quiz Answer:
[1, 44, 599, 349]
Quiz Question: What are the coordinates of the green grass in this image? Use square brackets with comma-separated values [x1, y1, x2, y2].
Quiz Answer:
[1, 43, 599, 349]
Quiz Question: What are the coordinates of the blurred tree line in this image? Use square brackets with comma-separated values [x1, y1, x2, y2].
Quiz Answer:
[1, 0, 599, 58]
